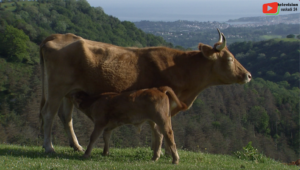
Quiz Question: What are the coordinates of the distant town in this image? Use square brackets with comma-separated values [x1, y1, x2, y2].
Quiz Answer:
[134, 13, 299, 49]
[134, 13, 299, 33]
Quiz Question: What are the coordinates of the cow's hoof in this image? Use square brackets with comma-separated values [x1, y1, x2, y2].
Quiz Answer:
[151, 156, 159, 162]
[82, 154, 90, 159]
[74, 147, 85, 152]
[172, 160, 179, 165]
[44, 147, 56, 154]
[102, 152, 109, 156]
[70, 144, 85, 152]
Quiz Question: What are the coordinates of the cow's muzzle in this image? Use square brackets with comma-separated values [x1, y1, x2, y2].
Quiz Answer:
[244, 73, 252, 83]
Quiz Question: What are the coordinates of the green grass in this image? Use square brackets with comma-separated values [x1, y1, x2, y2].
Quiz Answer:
[0, 144, 297, 170]
[1, 2, 16, 11]
[272, 38, 300, 42]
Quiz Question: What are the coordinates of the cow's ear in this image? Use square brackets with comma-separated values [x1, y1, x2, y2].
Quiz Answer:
[198, 43, 217, 60]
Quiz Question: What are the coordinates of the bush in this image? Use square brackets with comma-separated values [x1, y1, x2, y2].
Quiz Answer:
[286, 34, 295, 38]
[234, 142, 266, 163]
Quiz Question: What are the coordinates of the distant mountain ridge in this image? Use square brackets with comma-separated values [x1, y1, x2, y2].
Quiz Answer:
[227, 13, 299, 23]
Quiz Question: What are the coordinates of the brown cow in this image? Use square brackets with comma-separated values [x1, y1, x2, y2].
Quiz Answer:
[40, 29, 251, 154]
[68, 86, 187, 164]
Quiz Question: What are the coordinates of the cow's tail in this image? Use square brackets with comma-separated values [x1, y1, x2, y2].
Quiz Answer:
[39, 43, 46, 135]
[158, 86, 187, 116]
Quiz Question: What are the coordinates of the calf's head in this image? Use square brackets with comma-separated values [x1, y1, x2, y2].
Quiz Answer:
[70, 91, 90, 109]
[199, 29, 252, 85]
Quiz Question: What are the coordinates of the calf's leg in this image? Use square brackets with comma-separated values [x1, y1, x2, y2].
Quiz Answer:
[148, 121, 163, 161]
[84, 123, 106, 158]
[103, 128, 115, 156]
[156, 117, 179, 164]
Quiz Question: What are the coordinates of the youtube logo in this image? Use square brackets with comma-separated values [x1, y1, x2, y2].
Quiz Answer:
[263, 2, 279, 14]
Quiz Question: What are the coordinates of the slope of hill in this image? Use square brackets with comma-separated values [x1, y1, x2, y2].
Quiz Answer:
[229, 39, 300, 88]
[0, 144, 297, 170]
[0, 0, 171, 49]
[0, 0, 298, 163]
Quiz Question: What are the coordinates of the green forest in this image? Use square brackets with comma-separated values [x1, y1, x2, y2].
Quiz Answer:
[0, 0, 299, 163]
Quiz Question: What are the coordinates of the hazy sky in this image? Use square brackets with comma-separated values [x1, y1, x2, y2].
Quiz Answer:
[87, 0, 299, 22]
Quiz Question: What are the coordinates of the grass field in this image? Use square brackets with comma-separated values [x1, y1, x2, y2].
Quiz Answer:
[259, 35, 282, 40]
[0, 144, 297, 170]
[272, 38, 300, 42]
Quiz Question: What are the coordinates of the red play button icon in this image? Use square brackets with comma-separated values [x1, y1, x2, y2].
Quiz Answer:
[263, 2, 278, 14]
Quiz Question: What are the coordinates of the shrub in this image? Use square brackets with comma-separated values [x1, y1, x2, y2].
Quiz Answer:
[286, 34, 295, 38]
[234, 142, 266, 163]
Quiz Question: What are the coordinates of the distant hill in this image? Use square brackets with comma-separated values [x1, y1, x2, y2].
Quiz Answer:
[0, 0, 171, 48]
[133, 21, 299, 49]
[0, 0, 298, 163]
[228, 13, 299, 23]
[229, 38, 300, 88]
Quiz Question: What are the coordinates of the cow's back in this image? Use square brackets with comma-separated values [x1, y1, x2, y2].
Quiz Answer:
[41, 34, 179, 95]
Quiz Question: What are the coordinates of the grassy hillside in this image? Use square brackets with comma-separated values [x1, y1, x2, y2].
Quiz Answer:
[0, 144, 297, 170]
[0, 1, 38, 11]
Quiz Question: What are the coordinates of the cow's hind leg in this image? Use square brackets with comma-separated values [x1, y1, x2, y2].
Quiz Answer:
[41, 96, 63, 153]
[58, 97, 83, 152]
[148, 121, 163, 161]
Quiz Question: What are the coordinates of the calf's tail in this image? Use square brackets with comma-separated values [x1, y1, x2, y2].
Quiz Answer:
[158, 86, 187, 116]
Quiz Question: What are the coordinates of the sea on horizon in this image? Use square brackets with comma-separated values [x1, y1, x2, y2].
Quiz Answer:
[110, 13, 265, 23]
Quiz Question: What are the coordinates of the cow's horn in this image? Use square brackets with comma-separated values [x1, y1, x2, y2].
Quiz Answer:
[216, 33, 226, 51]
[217, 28, 222, 43]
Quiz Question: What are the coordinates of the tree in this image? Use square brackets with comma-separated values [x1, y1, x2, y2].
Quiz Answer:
[76, 0, 90, 14]
[248, 106, 270, 134]
[0, 25, 30, 62]
[286, 34, 295, 38]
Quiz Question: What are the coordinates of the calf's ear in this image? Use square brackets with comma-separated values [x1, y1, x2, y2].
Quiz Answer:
[198, 43, 217, 60]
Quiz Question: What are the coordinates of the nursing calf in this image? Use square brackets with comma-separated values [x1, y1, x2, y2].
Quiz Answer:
[69, 86, 187, 164]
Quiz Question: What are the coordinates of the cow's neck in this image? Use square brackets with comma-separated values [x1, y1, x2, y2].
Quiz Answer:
[166, 51, 217, 107]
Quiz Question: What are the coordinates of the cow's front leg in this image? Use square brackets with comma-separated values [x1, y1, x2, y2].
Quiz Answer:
[164, 141, 172, 157]
[58, 97, 83, 152]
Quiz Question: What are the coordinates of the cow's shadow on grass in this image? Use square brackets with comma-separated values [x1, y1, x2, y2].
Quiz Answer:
[0, 147, 86, 160]
[0, 146, 158, 162]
